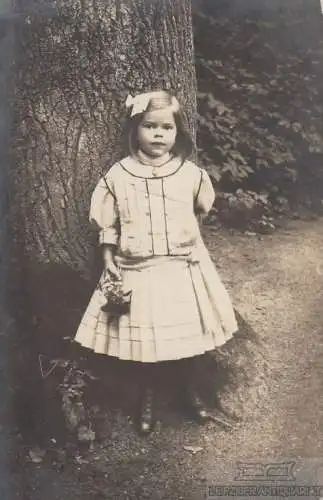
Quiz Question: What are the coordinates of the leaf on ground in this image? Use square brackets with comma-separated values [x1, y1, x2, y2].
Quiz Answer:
[183, 445, 204, 455]
[29, 447, 46, 464]
[75, 455, 89, 465]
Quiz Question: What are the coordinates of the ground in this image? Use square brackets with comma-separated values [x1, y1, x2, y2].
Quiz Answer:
[9, 219, 323, 499]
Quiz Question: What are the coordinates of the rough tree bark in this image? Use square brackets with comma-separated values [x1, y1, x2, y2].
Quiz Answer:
[11, 0, 268, 440]
[13, 0, 197, 275]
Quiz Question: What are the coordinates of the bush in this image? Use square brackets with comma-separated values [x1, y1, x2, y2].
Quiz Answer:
[194, 5, 323, 224]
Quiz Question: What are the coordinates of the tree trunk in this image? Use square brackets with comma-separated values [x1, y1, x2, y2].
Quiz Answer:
[13, 0, 197, 275]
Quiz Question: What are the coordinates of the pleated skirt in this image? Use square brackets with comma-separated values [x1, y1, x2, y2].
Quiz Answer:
[74, 242, 238, 362]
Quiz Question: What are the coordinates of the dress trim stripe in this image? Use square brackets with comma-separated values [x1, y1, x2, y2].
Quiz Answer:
[145, 179, 155, 254]
[119, 159, 185, 179]
[102, 175, 116, 200]
[194, 169, 203, 202]
[161, 178, 170, 255]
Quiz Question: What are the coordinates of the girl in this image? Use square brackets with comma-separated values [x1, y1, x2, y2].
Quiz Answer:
[75, 90, 238, 435]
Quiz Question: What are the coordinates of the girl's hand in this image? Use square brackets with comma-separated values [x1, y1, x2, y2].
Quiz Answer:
[102, 245, 122, 281]
[104, 260, 122, 281]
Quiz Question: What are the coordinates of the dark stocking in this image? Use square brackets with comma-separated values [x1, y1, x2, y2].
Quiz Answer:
[134, 363, 157, 436]
[175, 356, 209, 424]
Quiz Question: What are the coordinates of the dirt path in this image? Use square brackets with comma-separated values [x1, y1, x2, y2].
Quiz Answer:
[13, 220, 323, 499]
[200, 220, 323, 490]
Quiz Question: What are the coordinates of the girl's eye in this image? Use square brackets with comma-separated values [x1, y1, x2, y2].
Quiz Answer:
[142, 123, 155, 129]
[141, 123, 174, 130]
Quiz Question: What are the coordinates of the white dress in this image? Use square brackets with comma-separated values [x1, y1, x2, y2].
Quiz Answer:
[74, 156, 238, 362]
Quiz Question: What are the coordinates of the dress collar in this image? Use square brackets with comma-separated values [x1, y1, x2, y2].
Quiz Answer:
[119, 155, 184, 179]
[135, 149, 172, 167]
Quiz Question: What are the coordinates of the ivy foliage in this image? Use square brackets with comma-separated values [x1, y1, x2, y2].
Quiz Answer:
[194, 1, 323, 224]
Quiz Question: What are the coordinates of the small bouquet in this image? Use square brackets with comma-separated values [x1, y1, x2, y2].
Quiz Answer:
[98, 272, 132, 316]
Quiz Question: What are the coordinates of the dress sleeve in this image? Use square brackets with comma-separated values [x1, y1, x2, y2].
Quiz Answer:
[194, 168, 215, 214]
[89, 174, 120, 246]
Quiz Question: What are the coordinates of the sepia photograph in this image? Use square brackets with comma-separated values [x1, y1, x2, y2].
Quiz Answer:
[2, 0, 323, 498]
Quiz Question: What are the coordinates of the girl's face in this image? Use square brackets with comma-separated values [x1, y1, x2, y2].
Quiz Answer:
[137, 108, 177, 158]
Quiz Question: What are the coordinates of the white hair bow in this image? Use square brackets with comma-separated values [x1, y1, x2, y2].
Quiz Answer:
[125, 92, 180, 117]
[125, 93, 151, 117]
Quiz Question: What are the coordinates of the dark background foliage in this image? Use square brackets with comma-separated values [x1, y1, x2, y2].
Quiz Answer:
[194, 0, 323, 227]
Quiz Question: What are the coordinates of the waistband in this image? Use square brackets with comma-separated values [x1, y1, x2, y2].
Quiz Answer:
[115, 254, 193, 271]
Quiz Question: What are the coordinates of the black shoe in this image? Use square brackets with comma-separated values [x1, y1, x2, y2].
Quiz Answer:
[181, 387, 210, 425]
[135, 387, 156, 436]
